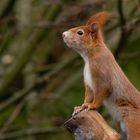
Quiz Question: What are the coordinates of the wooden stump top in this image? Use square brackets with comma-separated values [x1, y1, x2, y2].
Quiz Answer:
[64, 110, 120, 140]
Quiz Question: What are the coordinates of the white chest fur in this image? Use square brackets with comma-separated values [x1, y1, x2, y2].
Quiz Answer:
[83, 58, 93, 89]
[77, 51, 93, 90]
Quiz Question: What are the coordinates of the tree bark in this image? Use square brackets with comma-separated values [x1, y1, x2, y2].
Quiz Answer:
[64, 110, 120, 140]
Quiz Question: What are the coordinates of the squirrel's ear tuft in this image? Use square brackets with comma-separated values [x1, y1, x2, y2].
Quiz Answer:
[86, 11, 112, 28]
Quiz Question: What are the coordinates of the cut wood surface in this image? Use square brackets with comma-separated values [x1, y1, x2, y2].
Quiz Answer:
[64, 110, 120, 140]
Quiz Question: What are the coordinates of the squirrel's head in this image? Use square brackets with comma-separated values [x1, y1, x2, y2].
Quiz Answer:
[62, 11, 111, 53]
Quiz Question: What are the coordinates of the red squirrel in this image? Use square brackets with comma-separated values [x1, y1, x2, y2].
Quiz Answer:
[62, 12, 140, 140]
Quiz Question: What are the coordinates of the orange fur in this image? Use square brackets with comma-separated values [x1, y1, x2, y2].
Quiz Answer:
[62, 11, 140, 140]
[86, 11, 112, 27]
[84, 86, 93, 103]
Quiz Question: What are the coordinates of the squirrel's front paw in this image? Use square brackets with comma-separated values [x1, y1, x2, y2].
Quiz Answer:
[82, 103, 96, 111]
[72, 105, 87, 116]
[72, 103, 95, 116]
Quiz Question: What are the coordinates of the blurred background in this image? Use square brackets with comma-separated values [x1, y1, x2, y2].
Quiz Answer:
[0, 0, 139, 139]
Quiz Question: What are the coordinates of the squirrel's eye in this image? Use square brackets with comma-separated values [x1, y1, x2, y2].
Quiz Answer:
[77, 31, 84, 36]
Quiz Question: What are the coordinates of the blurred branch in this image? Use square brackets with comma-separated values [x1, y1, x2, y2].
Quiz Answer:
[51, 68, 82, 98]
[114, 0, 139, 59]
[129, 4, 139, 17]
[0, 16, 80, 28]
[118, 0, 126, 26]
[0, 16, 16, 24]
[43, 54, 78, 82]
[0, 54, 78, 112]
[0, 82, 34, 113]
[0, 34, 37, 93]
[45, 67, 82, 101]
[0, 0, 16, 19]
[0, 3, 62, 93]
[114, 0, 127, 59]
[18, 21, 81, 28]
[0, 100, 25, 133]
[0, 127, 64, 140]
[135, 0, 140, 13]
[119, 52, 140, 60]
[130, 17, 140, 30]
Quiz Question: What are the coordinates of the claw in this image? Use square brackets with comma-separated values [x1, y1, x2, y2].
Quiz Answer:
[72, 103, 95, 116]
[72, 106, 86, 116]
[72, 111, 77, 116]
[84, 108, 88, 112]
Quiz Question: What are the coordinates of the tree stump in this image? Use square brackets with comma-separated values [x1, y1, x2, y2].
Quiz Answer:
[64, 110, 120, 140]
